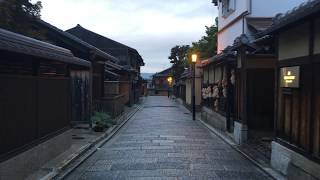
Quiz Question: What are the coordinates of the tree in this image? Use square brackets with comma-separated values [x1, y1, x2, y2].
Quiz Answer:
[168, 45, 190, 79]
[188, 24, 218, 60]
[0, 0, 44, 38]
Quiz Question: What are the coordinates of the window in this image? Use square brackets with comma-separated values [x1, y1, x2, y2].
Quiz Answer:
[222, 0, 235, 17]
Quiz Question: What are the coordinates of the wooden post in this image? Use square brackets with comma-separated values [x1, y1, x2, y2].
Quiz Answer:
[308, 19, 315, 154]
[240, 46, 248, 124]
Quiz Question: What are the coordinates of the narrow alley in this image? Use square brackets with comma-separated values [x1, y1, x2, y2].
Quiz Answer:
[65, 96, 271, 180]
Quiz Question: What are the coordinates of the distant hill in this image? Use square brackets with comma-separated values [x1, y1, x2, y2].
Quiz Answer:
[141, 73, 154, 80]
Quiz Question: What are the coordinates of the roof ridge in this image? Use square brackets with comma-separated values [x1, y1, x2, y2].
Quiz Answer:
[37, 20, 119, 63]
[67, 24, 137, 51]
[273, 0, 320, 25]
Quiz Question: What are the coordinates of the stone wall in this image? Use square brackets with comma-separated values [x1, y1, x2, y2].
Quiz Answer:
[271, 141, 320, 180]
[201, 106, 227, 131]
[233, 121, 248, 145]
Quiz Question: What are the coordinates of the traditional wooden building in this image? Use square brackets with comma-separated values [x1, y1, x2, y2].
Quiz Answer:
[262, 1, 320, 178]
[231, 35, 277, 144]
[0, 28, 90, 180]
[207, 0, 302, 145]
[33, 20, 124, 121]
[150, 67, 173, 96]
[66, 25, 145, 106]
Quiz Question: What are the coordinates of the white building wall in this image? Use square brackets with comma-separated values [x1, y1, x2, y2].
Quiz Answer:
[218, 20, 244, 53]
[216, 0, 307, 53]
[218, 0, 249, 31]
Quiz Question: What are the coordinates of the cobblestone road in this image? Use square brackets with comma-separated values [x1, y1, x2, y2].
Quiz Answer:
[66, 96, 271, 180]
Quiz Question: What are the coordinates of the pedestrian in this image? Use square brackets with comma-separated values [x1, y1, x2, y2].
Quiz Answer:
[167, 89, 170, 98]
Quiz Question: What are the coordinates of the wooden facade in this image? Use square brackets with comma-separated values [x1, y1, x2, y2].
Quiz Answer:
[234, 53, 276, 134]
[0, 28, 90, 162]
[33, 20, 121, 123]
[66, 25, 145, 105]
[200, 40, 277, 143]
[273, 17, 320, 161]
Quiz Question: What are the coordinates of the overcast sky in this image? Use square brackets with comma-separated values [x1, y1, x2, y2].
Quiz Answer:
[36, 0, 218, 73]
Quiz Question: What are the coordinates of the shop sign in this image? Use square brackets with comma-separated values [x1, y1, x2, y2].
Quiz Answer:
[280, 66, 300, 88]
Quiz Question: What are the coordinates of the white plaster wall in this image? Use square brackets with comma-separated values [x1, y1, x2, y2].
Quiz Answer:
[216, 0, 306, 53]
[195, 77, 202, 105]
[185, 79, 202, 106]
[218, 0, 249, 30]
[278, 23, 309, 60]
[186, 79, 191, 105]
[315, 18, 320, 55]
[251, 0, 306, 17]
[218, 20, 244, 52]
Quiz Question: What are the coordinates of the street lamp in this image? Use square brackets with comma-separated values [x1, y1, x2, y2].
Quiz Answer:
[191, 54, 197, 120]
[167, 76, 173, 85]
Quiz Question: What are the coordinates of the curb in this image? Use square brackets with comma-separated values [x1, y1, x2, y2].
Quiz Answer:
[197, 119, 285, 180]
[45, 104, 143, 180]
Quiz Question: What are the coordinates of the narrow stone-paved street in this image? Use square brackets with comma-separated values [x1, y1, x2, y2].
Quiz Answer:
[66, 96, 271, 180]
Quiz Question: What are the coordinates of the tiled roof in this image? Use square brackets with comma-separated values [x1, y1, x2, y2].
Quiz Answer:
[66, 25, 144, 65]
[37, 20, 119, 63]
[153, 67, 172, 77]
[0, 28, 90, 67]
[265, 0, 320, 34]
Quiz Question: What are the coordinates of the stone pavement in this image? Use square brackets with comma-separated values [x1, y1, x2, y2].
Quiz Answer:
[65, 96, 271, 180]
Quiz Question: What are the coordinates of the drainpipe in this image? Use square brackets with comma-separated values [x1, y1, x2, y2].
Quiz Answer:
[242, 0, 252, 34]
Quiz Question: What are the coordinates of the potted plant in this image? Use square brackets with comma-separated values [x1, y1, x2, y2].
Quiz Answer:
[91, 111, 115, 132]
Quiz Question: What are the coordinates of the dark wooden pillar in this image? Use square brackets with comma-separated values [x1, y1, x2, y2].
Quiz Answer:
[226, 63, 233, 131]
[240, 46, 248, 124]
[308, 19, 315, 154]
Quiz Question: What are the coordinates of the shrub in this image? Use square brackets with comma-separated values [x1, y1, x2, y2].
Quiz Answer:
[91, 111, 116, 131]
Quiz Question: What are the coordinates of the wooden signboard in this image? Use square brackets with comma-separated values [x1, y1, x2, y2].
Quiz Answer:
[280, 66, 300, 88]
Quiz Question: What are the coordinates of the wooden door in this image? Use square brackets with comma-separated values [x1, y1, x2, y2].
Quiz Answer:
[247, 69, 275, 132]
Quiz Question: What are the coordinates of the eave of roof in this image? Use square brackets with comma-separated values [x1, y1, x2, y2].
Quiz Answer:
[246, 17, 273, 32]
[105, 69, 120, 77]
[201, 50, 236, 68]
[37, 20, 119, 63]
[0, 28, 90, 67]
[105, 61, 124, 71]
[176, 68, 192, 80]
